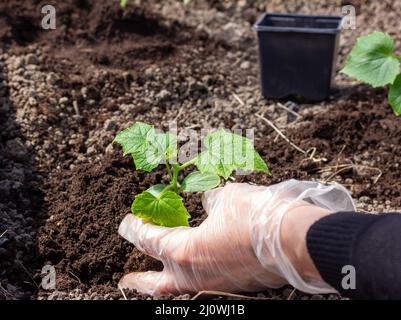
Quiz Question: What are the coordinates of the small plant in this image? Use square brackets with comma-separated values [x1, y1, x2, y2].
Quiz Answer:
[341, 32, 401, 115]
[114, 122, 269, 227]
[120, 0, 128, 9]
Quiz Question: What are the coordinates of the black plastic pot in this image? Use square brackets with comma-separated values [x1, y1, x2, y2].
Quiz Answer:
[254, 13, 343, 100]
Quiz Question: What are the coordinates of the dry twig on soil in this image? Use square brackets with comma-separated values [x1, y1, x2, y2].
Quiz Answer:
[319, 163, 383, 184]
[191, 290, 274, 300]
[232, 93, 245, 106]
[174, 105, 185, 122]
[255, 113, 327, 163]
[276, 102, 302, 119]
[16, 261, 39, 289]
[0, 283, 15, 299]
[287, 288, 297, 300]
[69, 271, 82, 284]
[118, 285, 128, 300]
[231, 92, 325, 163]
[73, 100, 80, 116]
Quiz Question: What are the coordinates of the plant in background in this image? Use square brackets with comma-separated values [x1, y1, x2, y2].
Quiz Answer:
[114, 122, 269, 227]
[341, 32, 401, 116]
[120, 0, 128, 9]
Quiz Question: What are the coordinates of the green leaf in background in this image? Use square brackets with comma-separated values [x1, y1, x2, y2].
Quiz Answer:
[194, 129, 269, 179]
[341, 32, 400, 87]
[120, 0, 128, 9]
[389, 74, 401, 116]
[181, 171, 220, 192]
[113, 122, 177, 172]
[131, 189, 190, 227]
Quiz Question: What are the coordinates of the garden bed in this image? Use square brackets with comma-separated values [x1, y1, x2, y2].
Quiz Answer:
[1, 0, 401, 300]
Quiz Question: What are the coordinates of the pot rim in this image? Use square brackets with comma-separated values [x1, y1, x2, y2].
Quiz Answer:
[253, 13, 344, 34]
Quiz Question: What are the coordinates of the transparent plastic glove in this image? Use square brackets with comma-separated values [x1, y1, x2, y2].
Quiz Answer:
[118, 179, 355, 296]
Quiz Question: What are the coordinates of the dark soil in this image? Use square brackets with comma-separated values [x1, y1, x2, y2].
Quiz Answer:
[37, 154, 207, 298]
[0, 65, 45, 300]
[1, 0, 401, 300]
[252, 86, 401, 206]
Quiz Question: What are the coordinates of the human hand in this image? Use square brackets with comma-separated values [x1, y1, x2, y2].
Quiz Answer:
[118, 180, 355, 296]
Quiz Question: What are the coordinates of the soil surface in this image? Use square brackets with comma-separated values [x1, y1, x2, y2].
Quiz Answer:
[1, 0, 401, 300]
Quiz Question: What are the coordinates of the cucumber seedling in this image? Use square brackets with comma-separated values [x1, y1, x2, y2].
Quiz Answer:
[114, 122, 269, 227]
[341, 32, 401, 115]
[120, 0, 128, 9]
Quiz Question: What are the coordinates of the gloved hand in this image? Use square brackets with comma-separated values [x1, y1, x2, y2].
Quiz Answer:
[118, 179, 355, 296]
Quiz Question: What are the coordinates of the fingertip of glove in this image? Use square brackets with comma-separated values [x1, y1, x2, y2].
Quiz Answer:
[118, 214, 140, 242]
[202, 187, 224, 211]
[119, 271, 165, 297]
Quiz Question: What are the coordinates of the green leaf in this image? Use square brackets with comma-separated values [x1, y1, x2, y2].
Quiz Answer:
[240, 150, 270, 174]
[120, 0, 128, 8]
[181, 171, 220, 192]
[113, 122, 177, 172]
[131, 189, 190, 227]
[341, 32, 400, 87]
[156, 132, 177, 161]
[146, 184, 168, 197]
[194, 129, 269, 179]
[389, 74, 401, 116]
[113, 122, 153, 156]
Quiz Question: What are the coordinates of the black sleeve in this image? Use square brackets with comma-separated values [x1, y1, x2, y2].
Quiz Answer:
[306, 212, 401, 300]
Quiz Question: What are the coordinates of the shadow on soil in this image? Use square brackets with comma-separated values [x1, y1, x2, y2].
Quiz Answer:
[0, 64, 44, 299]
